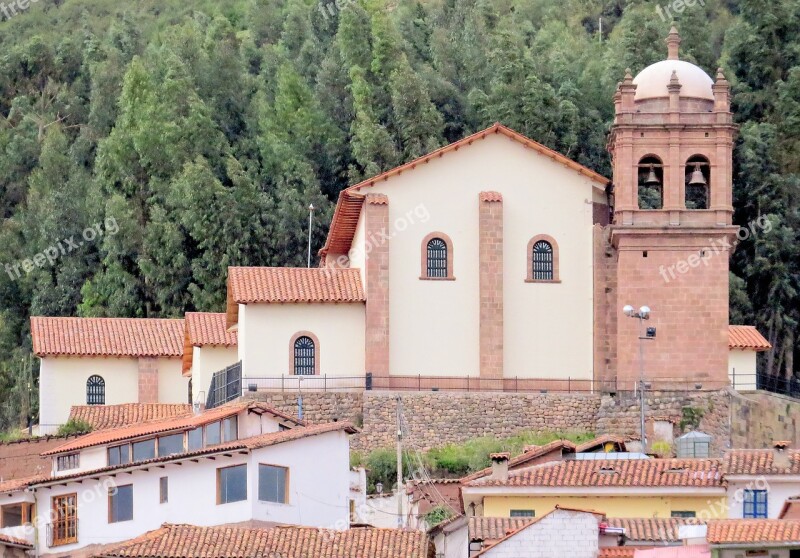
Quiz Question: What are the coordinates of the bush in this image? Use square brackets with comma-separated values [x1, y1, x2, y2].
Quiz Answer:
[56, 419, 93, 436]
[425, 505, 454, 527]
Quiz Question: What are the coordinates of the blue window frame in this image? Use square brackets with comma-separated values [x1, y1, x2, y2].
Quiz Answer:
[743, 489, 768, 518]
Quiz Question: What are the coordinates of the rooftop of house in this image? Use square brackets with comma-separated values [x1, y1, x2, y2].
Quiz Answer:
[706, 519, 800, 545]
[0, 533, 33, 550]
[779, 495, 800, 519]
[185, 312, 238, 347]
[723, 448, 800, 475]
[31, 316, 184, 358]
[69, 403, 193, 431]
[728, 325, 772, 351]
[605, 517, 697, 543]
[468, 516, 535, 543]
[92, 523, 429, 558]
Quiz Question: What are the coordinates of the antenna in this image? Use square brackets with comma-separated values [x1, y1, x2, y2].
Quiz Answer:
[307, 204, 315, 268]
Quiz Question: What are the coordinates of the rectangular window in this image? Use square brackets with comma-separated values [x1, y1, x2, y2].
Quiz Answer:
[132, 439, 156, 462]
[217, 464, 247, 504]
[510, 510, 535, 518]
[1, 503, 31, 527]
[108, 444, 131, 467]
[206, 422, 221, 446]
[159, 477, 168, 504]
[187, 427, 203, 451]
[671, 511, 696, 518]
[157, 433, 184, 457]
[258, 464, 288, 504]
[222, 416, 238, 443]
[744, 489, 768, 518]
[51, 494, 77, 547]
[108, 484, 133, 523]
[56, 453, 80, 471]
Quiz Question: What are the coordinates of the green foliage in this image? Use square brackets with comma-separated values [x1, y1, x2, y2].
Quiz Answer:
[651, 440, 673, 458]
[424, 505, 454, 527]
[56, 418, 93, 436]
[680, 406, 705, 432]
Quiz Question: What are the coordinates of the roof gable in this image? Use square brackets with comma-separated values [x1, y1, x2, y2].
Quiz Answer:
[729, 325, 772, 351]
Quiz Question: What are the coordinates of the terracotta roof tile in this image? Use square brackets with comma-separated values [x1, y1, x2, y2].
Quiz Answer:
[599, 549, 636, 558]
[468, 517, 534, 542]
[31, 317, 184, 358]
[729, 325, 772, 351]
[707, 519, 800, 544]
[461, 439, 577, 483]
[606, 518, 698, 542]
[724, 449, 800, 475]
[185, 313, 237, 347]
[366, 193, 388, 204]
[95, 523, 428, 558]
[467, 458, 724, 488]
[479, 191, 503, 202]
[69, 404, 192, 431]
[319, 190, 365, 256]
[0, 475, 44, 493]
[44, 401, 304, 456]
[0, 533, 33, 549]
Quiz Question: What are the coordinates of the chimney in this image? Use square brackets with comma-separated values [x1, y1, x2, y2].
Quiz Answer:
[773, 441, 792, 470]
[490, 452, 510, 482]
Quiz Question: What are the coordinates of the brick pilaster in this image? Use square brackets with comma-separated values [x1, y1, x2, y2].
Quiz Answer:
[479, 192, 503, 379]
[138, 357, 159, 403]
[593, 225, 617, 391]
[364, 193, 390, 377]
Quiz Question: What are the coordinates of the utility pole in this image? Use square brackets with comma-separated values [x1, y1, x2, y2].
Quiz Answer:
[307, 203, 315, 268]
[396, 395, 403, 528]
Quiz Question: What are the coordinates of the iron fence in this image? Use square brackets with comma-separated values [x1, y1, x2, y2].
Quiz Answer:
[206, 361, 242, 409]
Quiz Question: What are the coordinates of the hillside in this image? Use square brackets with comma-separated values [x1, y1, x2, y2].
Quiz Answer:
[0, 0, 797, 430]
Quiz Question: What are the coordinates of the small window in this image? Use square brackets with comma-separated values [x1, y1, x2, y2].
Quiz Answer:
[293, 336, 315, 376]
[531, 241, 554, 281]
[187, 427, 203, 451]
[157, 433, 184, 457]
[259, 464, 288, 504]
[109, 484, 133, 523]
[510, 509, 535, 517]
[217, 464, 247, 504]
[86, 375, 105, 405]
[222, 416, 238, 443]
[426, 237, 448, 278]
[159, 477, 168, 504]
[744, 489, 768, 518]
[206, 422, 221, 446]
[671, 511, 696, 518]
[57, 453, 80, 471]
[108, 444, 131, 466]
[132, 439, 156, 462]
[1, 503, 31, 527]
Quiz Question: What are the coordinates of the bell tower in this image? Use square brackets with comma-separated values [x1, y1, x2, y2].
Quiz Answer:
[606, 27, 738, 389]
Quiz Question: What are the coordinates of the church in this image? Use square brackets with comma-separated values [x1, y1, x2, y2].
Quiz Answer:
[32, 28, 771, 427]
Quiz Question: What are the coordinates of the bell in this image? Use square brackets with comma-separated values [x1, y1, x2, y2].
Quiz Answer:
[688, 164, 706, 186]
[644, 164, 660, 186]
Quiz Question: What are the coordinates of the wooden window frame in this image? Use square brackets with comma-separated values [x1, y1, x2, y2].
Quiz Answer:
[420, 232, 455, 280]
[216, 464, 247, 505]
[525, 235, 560, 283]
[50, 493, 77, 547]
[56, 453, 80, 472]
[258, 463, 290, 505]
[108, 484, 133, 524]
[1, 502, 32, 528]
[289, 331, 320, 376]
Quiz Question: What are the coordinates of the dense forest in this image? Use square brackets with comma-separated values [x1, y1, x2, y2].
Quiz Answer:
[0, 0, 797, 431]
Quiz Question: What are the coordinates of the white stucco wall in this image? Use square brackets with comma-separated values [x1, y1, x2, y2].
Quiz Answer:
[432, 521, 468, 558]
[359, 133, 598, 379]
[729, 349, 758, 390]
[726, 477, 800, 519]
[190, 346, 239, 404]
[157, 358, 189, 404]
[719, 549, 793, 558]
[238, 303, 365, 382]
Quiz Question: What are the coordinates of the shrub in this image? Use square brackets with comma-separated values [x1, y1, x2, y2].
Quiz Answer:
[56, 419, 93, 436]
[425, 505, 454, 527]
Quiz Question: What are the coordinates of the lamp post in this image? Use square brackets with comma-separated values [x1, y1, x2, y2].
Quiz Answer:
[623, 304, 655, 450]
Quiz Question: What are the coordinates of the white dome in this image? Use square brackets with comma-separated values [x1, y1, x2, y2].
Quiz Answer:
[633, 60, 714, 101]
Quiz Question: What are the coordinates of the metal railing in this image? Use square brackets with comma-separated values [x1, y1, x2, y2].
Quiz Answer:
[46, 519, 78, 547]
[755, 371, 800, 399]
[206, 361, 242, 409]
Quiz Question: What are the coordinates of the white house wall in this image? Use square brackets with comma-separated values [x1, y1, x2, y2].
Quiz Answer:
[726, 477, 800, 519]
[728, 349, 757, 390]
[239, 303, 365, 380]
[157, 358, 189, 404]
[191, 346, 239, 404]
[363, 133, 596, 379]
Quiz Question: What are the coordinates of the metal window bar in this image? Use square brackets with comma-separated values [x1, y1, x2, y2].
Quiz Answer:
[532, 241, 553, 280]
[86, 375, 105, 405]
[206, 361, 242, 409]
[294, 336, 315, 375]
[426, 238, 447, 278]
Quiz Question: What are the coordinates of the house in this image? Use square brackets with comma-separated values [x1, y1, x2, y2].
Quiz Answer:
[91, 522, 430, 558]
[32, 317, 189, 432]
[724, 444, 800, 519]
[182, 313, 238, 405]
[68, 403, 193, 431]
[706, 519, 800, 557]
[728, 325, 772, 390]
[460, 453, 727, 519]
[0, 401, 356, 555]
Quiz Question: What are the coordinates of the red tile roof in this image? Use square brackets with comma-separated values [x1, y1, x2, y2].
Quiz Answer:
[183, 312, 238, 373]
[724, 449, 800, 475]
[576, 434, 628, 453]
[226, 267, 364, 326]
[43, 401, 304, 456]
[95, 523, 428, 558]
[460, 439, 578, 483]
[468, 517, 534, 542]
[31, 317, 184, 358]
[0, 533, 33, 549]
[706, 519, 800, 544]
[320, 123, 609, 257]
[69, 404, 192, 431]
[606, 518, 698, 542]
[779, 496, 800, 519]
[729, 325, 772, 351]
[467, 458, 724, 488]
[599, 549, 636, 558]
[0, 475, 44, 493]
[479, 191, 503, 202]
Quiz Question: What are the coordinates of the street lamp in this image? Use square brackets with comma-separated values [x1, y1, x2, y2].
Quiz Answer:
[622, 305, 655, 450]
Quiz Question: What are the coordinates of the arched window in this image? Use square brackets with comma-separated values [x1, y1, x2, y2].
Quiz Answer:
[526, 235, 560, 283]
[86, 375, 105, 405]
[637, 155, 663, 210]
[420, 232, 454, 280]
[685, 155, 710, 209]
[293, 336, 316, 375]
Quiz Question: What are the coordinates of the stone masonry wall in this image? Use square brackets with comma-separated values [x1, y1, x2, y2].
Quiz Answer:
[730, 390, 800, 449]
